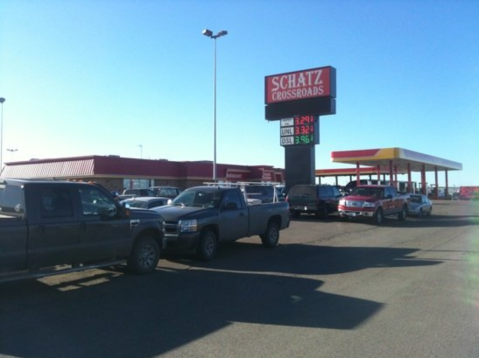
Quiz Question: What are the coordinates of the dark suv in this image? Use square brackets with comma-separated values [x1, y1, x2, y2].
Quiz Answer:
[287, 184, 342, 219]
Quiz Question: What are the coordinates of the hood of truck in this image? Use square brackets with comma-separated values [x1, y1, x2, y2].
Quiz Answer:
[129, 207, 163, 219]
[152, 205, 214, 221]
[342, 195, 380, 203]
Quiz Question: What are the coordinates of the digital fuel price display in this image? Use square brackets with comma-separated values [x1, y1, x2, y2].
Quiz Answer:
[280, 115, 319, 146]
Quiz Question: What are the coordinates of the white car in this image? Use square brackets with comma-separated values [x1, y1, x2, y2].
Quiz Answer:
[407, 194, 432, 217]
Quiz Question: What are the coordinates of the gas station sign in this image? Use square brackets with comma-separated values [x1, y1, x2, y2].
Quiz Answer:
[265, 66, 335, 105]
[280, 115, 319, 146]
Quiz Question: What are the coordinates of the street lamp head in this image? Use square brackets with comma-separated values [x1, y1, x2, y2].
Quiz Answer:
[202, 29, 228, 39]
[0, 98, 5, 104]
[202, 29, 213, 37]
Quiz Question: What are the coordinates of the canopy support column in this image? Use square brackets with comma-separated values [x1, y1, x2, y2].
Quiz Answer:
[356, 162, 360, 187]
[389, 160, 393, 186]
[421, 165, 426, 195]
[445, 170, 449, 199]
[407, 163, 412, 193]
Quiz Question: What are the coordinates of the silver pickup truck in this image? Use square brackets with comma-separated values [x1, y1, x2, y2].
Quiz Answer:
[153, 184, 290, 260]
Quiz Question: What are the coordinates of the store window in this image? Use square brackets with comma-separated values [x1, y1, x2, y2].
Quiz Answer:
[123, 178, 154, 190]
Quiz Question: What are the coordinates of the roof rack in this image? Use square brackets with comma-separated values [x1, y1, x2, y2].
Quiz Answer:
[203, 181, 281, 203]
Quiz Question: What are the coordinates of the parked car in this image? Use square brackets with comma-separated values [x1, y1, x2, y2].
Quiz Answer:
[153, 184, 290, 261]
[338, 185, 409, 225]
[407, 194, 432, 217]
[286, 184, 342, 219]
[121, 196, 170, 209]
[123, 188, 156, 197]
[0, 179, 165, 282]
[149, 186, 182, 199]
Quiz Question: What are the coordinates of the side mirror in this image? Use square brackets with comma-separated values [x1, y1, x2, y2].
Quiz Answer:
[98, 206, 118, 219]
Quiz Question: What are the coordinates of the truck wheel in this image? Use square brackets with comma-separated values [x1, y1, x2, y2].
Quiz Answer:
[128, 236, 160, 274]
[260, 221, 280, 248]
[292, 211, 300, 219]
[196, 230, 218, 261]
[320, 206, 329, 220]
[374, 208, 384, 225]
[398, 205, 407, 221]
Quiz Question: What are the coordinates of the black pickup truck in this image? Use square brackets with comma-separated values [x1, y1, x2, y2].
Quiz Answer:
[153, 184, 290, 261]
[0, 179, 165, 282]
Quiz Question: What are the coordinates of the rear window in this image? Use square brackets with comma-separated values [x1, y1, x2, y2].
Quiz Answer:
[288, 185, 316, 197]
[158, 188, 179, 197]
[318, 186, 332, 196]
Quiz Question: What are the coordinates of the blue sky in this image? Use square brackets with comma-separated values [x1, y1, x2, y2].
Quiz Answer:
[1, 0, 478, 186]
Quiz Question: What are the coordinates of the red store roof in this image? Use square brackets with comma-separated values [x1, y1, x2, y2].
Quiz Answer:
[0, 155, 284, 182]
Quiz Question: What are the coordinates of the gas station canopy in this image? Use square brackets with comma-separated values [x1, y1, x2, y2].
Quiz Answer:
[315, 148, 462, 196]
[329, 147, 462, 173]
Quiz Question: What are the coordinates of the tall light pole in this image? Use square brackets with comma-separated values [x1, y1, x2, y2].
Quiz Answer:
[7, 148, 18, 161]
[0, 97, 5, 170]
[202, 29, 228, 182]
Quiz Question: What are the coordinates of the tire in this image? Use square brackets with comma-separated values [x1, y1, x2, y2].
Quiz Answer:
[260, 221, 280, 248]
[374, 207, 384, 225]
[315, 206, 328, 219]
[292, 211, 300, 219]
[398, 205, 407, 221]
[196, 230, 218, 261]
[128, 236, 160, 274]
[321, 206, 329, 220]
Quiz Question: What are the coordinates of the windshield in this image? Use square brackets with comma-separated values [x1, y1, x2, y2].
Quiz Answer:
[352, 187, 384, 197]
[171, 189, 222, 208]
[409, 195, 422, 204]
[127, 200, 149, 209]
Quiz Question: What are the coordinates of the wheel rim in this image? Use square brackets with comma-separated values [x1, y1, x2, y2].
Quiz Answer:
[270, 227, 279, 243]
[139, 244, 156, 268]
[204, 237, 215, 256]
[377, 210, 383, 224]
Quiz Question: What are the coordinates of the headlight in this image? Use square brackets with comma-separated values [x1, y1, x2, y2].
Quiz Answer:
[178, 219, 198, 232]
[339, 199, 345, 206]
[363, 202, 375, 208]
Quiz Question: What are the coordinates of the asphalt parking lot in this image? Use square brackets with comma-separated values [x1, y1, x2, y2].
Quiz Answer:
[1, 200, 478, 358]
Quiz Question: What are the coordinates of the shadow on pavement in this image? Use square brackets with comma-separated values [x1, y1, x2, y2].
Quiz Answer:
[170, 243, 442, 276]
[1, 265, 382, 358]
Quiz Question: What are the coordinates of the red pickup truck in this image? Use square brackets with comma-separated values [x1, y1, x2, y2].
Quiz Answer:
[338, 185, 408, 225]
